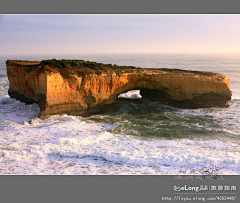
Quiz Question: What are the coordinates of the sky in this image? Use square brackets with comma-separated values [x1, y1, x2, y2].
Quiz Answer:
[0, 14, 240, 56]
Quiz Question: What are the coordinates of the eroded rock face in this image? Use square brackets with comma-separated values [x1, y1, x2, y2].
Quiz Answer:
[6, 60, 232, 119]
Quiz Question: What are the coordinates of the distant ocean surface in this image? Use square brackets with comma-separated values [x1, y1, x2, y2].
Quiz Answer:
[0, 53, 240, 175]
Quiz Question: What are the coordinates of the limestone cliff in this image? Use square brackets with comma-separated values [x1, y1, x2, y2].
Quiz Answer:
[6, 59, 232, 119]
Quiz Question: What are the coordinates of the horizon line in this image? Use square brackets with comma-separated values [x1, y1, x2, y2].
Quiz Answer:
[1, 52, 240, 57]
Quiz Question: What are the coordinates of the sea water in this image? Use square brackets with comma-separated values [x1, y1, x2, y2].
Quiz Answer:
[0, 53, 240, 175]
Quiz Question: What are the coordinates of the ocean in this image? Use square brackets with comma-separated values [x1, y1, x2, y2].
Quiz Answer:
[0, 53, 240, 175]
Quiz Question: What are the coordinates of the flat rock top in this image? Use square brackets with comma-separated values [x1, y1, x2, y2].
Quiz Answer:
[6, 60, 41, 66]
[6, 59, 224, 80]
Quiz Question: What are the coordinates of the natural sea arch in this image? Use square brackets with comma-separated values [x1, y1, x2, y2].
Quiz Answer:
[6, 60, 231, 119]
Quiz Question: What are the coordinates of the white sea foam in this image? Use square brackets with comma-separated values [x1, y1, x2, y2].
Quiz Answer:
[0, 113, 240, 174]
[0, 96, 40, 124]
[118, 90, 142, 99]
[231, 89, 240, 99]
[232, 96, 240, 100]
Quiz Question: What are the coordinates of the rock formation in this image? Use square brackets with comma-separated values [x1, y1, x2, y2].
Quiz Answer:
[6, 59, 232, 119]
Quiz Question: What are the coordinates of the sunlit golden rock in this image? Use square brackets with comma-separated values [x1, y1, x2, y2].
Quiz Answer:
[6, 59, 232, 119]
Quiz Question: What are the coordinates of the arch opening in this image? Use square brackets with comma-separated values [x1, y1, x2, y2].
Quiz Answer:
[116, 88, 170, 103]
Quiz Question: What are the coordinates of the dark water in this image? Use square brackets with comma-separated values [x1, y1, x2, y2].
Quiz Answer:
[0, 54, 240, 174]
